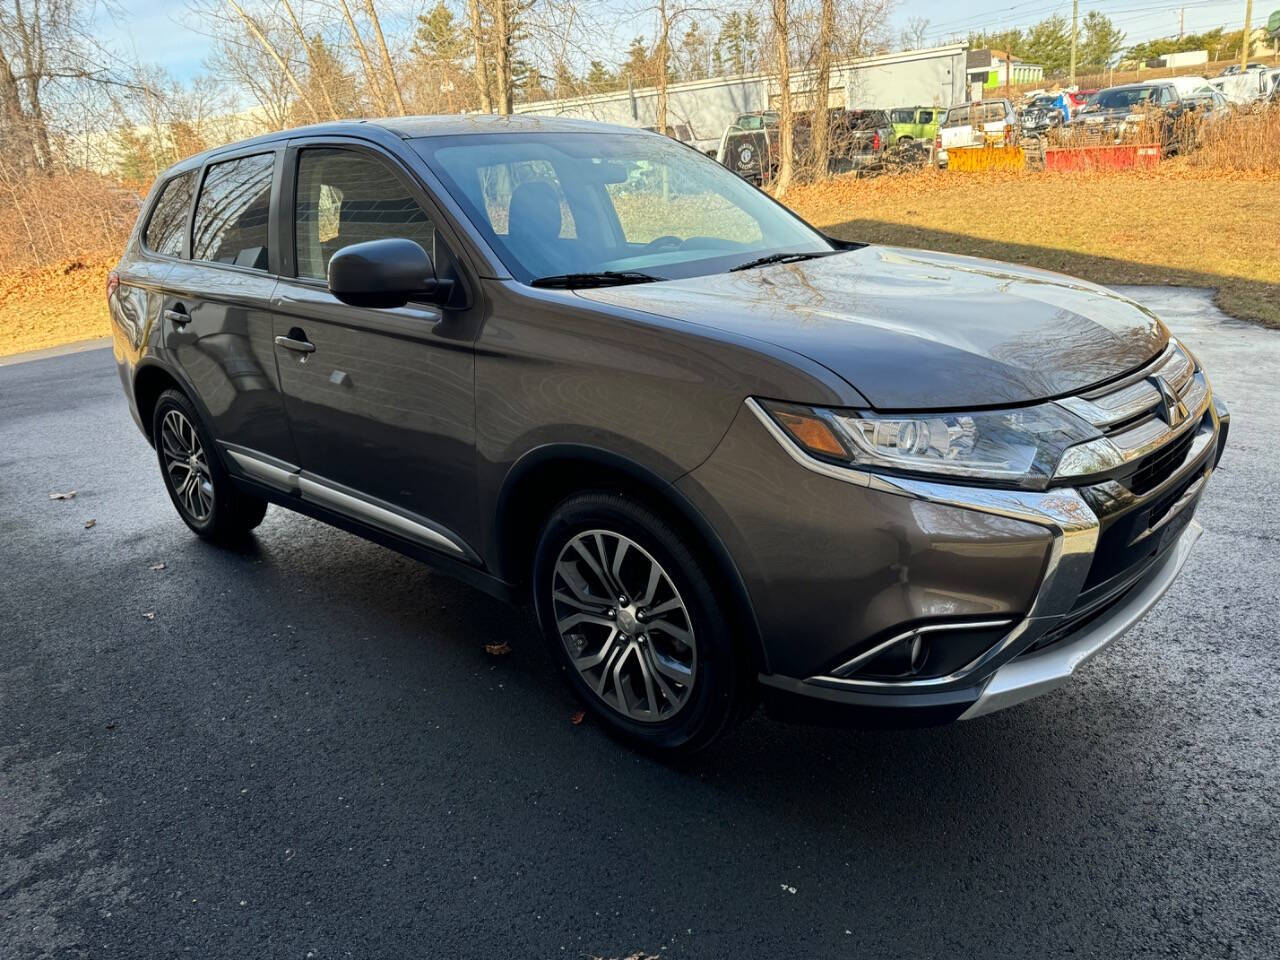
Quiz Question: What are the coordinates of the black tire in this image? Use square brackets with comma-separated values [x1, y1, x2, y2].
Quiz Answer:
[533, 492, 751, 755]
[151, 388, 267, 543]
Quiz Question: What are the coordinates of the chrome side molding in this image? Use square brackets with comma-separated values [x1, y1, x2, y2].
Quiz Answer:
[224, 446, 300, 493]
[219, 444, 477, 563]
[297, 475, 476, 562]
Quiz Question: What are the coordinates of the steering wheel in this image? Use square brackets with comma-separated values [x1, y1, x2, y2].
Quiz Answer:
[641, 235, 684, 253]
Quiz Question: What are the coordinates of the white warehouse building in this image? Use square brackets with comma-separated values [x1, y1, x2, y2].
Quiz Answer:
[513, 44, 969, 149]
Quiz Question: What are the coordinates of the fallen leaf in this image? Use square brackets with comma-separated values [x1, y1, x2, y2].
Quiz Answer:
[484, 641, 512, 656]
[83, 518, 96, 529]
[149, 562, 166, 571]
[570, 711, 585, 725]
[141, 611, 156, 621]
[49, 490, 76, 500]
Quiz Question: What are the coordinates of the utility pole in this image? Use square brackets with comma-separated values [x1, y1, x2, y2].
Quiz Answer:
[1241, 0, 1254, 71]
[1069, 0, 1079, 85]
[1178, 8, 1185, 40]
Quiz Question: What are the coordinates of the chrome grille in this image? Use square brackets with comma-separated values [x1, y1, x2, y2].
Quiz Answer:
[1054, 339, 1210, 484]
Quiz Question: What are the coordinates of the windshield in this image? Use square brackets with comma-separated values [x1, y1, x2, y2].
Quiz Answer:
[415, 132, 831, 283]
[1089, 87, 1158, 109]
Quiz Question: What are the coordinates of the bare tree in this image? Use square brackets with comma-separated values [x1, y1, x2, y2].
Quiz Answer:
[335, 0, 388, 114]
[467, 0, 492, 111]
[278, 0, 338, 118]
[800, 0, 838, 181]
[361, 0, 405, 115]
[900, 15, 928, 51]
[226, 0, 320, 121]
[489, 0, 513, 114]
[770, 0, 794, 194]
[647, 0, 710, 134]
[207, 23, 296, 129]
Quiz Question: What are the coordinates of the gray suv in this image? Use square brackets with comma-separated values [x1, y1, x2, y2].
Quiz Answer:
[108, 116, 1228, 754]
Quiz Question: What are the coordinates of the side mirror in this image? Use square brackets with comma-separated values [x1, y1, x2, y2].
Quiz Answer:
[327, 238, 453, 310]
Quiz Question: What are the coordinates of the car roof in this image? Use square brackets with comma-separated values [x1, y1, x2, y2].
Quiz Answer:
[159, 114, 651, 178]
[1101, 82, 1170, 91]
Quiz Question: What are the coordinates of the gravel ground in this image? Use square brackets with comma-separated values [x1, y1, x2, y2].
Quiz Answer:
[2, 287, 1278, 959]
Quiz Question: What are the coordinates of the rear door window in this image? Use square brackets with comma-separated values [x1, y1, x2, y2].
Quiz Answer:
[918, 110, 934, 123]
[144, 172, 196, 257]
[192, 153, 275, 271]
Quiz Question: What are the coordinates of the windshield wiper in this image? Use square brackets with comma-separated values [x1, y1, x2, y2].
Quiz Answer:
[728, 251, 834, 273]
[530, 271, 660, 289]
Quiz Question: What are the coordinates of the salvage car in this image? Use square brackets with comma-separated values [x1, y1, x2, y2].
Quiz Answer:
[1077, 82, 1193, 151]
[889, 106, 939, 145]
[935, 98, 1018, 167]
[717, 108, 891, 183]
[108, 116, 1229, 753]
[1020, 94, 1069, 136]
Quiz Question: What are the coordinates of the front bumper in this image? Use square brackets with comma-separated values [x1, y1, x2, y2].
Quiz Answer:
[678, 388, 1227, 728]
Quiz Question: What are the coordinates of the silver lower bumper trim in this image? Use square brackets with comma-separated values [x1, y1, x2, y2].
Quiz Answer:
[960, 519, 1203, 720]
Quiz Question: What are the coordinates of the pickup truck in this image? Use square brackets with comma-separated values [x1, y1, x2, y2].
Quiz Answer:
[717, 108, 892, 184]
[934, 99, 1017, 168]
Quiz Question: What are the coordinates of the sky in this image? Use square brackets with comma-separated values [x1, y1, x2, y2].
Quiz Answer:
[95, 0, 1264, 87]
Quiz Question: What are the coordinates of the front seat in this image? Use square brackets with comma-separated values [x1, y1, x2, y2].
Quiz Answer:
[506, 180, 566, 278]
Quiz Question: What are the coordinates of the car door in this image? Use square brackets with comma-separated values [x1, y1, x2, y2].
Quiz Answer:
[270, 138, 482, 561]
[162, 148, 301, 471]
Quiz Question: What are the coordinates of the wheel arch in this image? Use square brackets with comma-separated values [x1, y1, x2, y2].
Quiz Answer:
[132, 361, 215, 447]
[491, 444, 769, 674]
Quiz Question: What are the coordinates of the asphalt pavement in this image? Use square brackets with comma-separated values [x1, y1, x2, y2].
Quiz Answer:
[2, 287, 1278, 959]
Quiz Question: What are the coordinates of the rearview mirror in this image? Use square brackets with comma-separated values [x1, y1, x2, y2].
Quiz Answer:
[327, 238, 453, 309]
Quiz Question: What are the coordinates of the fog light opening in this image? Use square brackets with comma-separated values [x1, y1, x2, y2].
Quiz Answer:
[830, 618, 1017, 683]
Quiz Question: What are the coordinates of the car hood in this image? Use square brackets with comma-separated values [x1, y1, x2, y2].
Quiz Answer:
[577, 246, 1167, 409]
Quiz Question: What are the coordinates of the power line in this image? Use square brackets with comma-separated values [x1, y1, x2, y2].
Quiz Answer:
[921, 0, 1237, 42]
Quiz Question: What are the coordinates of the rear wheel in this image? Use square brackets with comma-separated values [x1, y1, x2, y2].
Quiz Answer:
[533, 492, 749, 755]
[152, 388, 267, 543]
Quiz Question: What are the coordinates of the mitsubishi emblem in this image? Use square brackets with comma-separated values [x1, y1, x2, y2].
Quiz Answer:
[1151, 376, 1188, 428]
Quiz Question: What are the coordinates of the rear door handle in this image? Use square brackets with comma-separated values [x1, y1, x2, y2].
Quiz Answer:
[164, 307, 191, 326]
[274, 334, 315, 354]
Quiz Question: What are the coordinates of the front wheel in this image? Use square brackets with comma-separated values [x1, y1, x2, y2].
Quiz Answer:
[533, 493, 750, 755]
[152, 388, 267, 543]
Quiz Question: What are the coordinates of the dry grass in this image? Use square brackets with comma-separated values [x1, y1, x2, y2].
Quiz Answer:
[0, 254, 114, 355]
[1189, 104, 1280, 172]
[785, 158, 1280, 329]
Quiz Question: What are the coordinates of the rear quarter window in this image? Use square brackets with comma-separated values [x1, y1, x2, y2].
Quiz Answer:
[143, 172, 196, 257]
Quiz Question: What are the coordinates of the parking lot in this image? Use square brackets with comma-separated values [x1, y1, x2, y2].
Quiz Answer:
[2, 286, 1278, 958]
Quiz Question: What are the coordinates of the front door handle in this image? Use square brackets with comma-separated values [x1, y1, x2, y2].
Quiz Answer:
[164, 307, 191, 326]
[275, 334, 315, 354]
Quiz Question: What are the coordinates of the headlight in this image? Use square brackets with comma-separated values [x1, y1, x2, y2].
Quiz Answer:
[758, 399, 1102, 489]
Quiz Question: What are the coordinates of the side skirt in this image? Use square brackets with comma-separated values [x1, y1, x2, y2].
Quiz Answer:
[231, 475, 520, 604]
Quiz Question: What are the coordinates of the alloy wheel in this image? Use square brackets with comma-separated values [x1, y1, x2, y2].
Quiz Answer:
[160, 408, 214, 523]
[552, 529, 697, 723]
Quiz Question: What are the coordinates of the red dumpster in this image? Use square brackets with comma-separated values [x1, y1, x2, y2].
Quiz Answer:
[1043, 143, 1161, 172]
